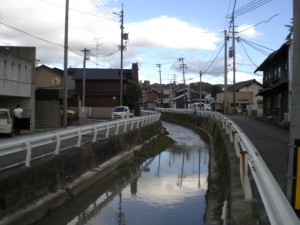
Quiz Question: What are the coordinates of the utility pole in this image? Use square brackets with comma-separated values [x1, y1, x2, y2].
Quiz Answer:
[224, 30, 228, 114]
[178, 57, 187, 109]
[156, 64, 162, 107]
[81, 48, 90, 110]
[114, 4, 128, 106]
[230, 0, 237, 114]
[63, 0, 69, 128]
[94, 37, 101, 68]
[199, 71, 202, 106]
[287, 0, 300, 203]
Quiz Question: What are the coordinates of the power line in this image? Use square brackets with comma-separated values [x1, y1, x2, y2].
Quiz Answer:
[40, 0, 117, 22]
[233, 0, 271, 17]
[93, 0, 113, 18]
[0, 20, 116, 67]
[238, 14, 279, 33]
[203, 43, 225, 75]
[0, 21, 64, 48]
[239, 40, 258, 67]
[240, 38, 274, 55]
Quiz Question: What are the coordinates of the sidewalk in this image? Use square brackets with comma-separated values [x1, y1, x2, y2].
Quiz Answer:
[229, 115, 289, 193]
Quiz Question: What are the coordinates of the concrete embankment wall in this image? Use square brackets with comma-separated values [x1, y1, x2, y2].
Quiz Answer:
[0, 121, 162, 222]
[160, 112, 231, 225]
[160, 112, 257, 225]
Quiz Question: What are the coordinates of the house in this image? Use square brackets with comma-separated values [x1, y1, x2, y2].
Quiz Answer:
[0, 46, 36, 131]
[71, 63, 139, 118]
[35, 65, 75, 90]
[255, 40, 292, 121]
[140, 90, 160, 110]
[216, 79, 263, 116]
[35, 65, 76, 129]
[172, 86, 202, 109]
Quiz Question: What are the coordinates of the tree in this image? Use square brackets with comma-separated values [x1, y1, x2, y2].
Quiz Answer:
[124, 80, 143, 116]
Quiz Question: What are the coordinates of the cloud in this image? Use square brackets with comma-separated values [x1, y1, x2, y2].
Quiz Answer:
[237, 24, 262, 39]
[127, 16, 220, 50]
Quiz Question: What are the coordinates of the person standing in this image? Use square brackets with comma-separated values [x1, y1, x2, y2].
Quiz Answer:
[13, 105, 23, 135]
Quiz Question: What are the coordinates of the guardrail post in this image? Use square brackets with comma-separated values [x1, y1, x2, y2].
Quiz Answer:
[106, 124, 110, 138]
[240, 150, 252, 199]
[115, 122, 120, 135]
[124, 120, 127, 132]
[130, 119, 134, 130]
[228, 123, 234, 142]
[55, 132, 61, 155]
[233, 131, 239, 157]
[25, 139, 32, 167]
[93, 125, 97, 142]
[77, 129, 82, 147]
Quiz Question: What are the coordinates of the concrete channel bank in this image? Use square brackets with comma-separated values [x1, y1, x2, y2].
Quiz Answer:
[160, 112, 260, 225]
[0, 121, 162, 225]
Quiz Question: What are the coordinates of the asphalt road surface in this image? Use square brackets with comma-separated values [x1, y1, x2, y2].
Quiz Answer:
[229, 115, 289, 192]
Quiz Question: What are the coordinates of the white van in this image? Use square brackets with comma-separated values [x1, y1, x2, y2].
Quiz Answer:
[111, 106, 133, 119]
[0, 108, 14, 137]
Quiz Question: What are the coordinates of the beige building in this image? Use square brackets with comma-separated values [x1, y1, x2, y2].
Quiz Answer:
[216, 79, 263, 116]
[35, 65, 75, 90]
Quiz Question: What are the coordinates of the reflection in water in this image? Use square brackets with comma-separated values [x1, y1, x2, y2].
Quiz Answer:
[34, 122, 209, 225]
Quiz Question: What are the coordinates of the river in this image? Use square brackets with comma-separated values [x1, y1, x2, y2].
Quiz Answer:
[34, 121, 209, 225]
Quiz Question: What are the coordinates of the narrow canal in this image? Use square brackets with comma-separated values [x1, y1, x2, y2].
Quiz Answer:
[34, 121, 209, 225]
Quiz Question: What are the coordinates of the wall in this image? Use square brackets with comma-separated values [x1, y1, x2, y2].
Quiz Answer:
[35, 100, 61, 129]
[160, 112, 230, 224]
[0, 47, 36, 131]
[0, 121, 161, 220]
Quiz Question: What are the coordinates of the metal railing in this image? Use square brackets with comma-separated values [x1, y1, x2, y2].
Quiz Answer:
[0, 110, 160, 170]
[156, 108, 299, 225]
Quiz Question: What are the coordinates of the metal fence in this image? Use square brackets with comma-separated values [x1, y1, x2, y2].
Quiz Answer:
[0, 110, 160, 170]
[156, 108, 299, 225]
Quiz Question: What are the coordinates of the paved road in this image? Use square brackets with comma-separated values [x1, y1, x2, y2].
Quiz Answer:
[229, 115, 289, 193]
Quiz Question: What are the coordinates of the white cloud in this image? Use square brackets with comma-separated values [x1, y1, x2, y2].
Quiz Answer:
[237, 24, 262, 39]
[127, 16, 220, 50]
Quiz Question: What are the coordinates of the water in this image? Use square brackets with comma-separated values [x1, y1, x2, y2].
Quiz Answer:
[34, 122, 209, 225]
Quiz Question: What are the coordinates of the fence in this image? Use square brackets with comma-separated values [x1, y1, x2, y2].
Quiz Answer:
[156, 108, 299, 225]
[0, 110, 160, 170]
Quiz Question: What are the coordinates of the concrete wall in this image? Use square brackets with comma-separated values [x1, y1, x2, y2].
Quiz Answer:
[35, 100, 61, 129]
[0, 47, 36, 131]
[0, 121, 161, 219]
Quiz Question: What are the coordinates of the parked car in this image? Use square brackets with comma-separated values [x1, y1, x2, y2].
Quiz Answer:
[111, 106, 133, 119]
[0, 108, 13, 137]
[60, 106, 77, 115]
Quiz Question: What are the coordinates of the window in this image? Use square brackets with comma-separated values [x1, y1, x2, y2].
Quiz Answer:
[274, 93, 281, 108]
[273, 66, 281, 81]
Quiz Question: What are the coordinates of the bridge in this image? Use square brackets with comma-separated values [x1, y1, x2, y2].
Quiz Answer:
[0, 109, 299, 225]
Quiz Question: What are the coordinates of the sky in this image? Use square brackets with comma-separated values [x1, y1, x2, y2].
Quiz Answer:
[0, 0, 293, 85]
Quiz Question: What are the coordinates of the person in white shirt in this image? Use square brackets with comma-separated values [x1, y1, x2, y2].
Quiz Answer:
[13, 105, 23, 135]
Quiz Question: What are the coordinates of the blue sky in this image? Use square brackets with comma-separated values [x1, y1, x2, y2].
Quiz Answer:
[0, 0, 293, 85]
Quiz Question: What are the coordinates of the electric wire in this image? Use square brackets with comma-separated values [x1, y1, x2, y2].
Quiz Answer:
[202, 43, 225, 75]
[239, 40, 258, 67]
[40, 0, 117, 22]
[0, 20, 119, 67]
[93, 0, 113, 18]
[238, 14, 279, 33]
[240, 38, 274, 55]
[233, 0, 271, 18]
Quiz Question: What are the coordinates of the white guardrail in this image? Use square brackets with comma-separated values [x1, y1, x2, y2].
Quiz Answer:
[0, 110, 160, 170]
[156, 108, 299, 225]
